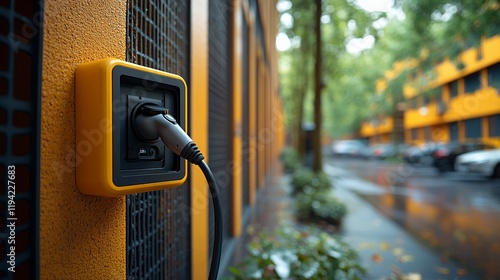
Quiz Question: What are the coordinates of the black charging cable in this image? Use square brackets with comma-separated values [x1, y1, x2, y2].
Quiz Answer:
[133, 104, 223, 280]
[198, 160, 223, 280]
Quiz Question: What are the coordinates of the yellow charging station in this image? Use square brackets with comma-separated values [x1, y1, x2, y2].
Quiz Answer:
[76, 58, 188, 196]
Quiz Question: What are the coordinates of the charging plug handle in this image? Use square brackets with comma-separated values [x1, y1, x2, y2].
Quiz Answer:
[134, 106, 192, 156]
[133, 104, 204, 164]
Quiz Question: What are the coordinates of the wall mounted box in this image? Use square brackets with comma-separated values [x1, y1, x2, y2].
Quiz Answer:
[76, 58, 188, 196]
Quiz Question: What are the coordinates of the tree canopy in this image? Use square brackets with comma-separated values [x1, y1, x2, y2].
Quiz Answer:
[278, 0, 500, 139]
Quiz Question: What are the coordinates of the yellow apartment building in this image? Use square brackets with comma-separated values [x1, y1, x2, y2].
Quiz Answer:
[360, 36, 500, 148]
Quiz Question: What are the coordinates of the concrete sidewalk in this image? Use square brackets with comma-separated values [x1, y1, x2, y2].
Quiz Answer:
[227, 163, 480, 279]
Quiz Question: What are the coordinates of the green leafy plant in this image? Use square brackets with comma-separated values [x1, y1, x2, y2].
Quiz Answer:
[280, 147, 301, 173]
[228, 226, 366, 280]
[290, 169, 331, 195]
[289, 168, 346, 225]
[294, 188, 347, 226]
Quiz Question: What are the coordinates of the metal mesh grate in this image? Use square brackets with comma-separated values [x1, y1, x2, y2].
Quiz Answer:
[241, 10, 250, 209]
[126, 0, 188, 74]
[209, 0, 232, 256]
[126, 0, 191, 279]
[0, 1, 42, 279]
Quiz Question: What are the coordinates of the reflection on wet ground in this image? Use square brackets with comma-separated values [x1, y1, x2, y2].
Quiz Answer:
[330, 157, 500, 279]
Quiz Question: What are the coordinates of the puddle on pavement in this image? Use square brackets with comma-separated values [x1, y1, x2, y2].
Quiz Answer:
[360, 190, 500, 279]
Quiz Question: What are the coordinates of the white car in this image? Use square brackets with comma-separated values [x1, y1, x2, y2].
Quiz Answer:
[331, 140, 367, 157]
[455, 148, 500, 179]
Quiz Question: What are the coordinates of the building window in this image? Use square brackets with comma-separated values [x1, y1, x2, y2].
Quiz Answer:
[411, 128, 418, 141]
[464, 72, 481, 94]
[487, 62, 500, 93]
[424, 127, 431, 141]
[436, 87, 443, 102]
[489, 114, 500, 137]
[464, 118, 482, 139]
[449, 122, 459, 141]
[423, 95, 430, 106]
[449, 81, 458, 99]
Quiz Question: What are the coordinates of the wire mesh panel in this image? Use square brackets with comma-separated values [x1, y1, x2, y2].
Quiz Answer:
[0, 0, 42, 278]
[208, 0, 232, 257]
[126, 0, 191, 279]
[127, 0, 188, 74]
[250, 0, 263, 188]
[241, 10, 250, 210]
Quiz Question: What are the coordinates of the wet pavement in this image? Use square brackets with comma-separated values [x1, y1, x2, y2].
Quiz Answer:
[226, 159, 498, 279]
[326, 156, 500, 280]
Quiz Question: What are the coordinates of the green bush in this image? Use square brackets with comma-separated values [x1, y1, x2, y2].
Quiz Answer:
[294, 188, 347, 226]
[290, 169, 331, 195]
[280, 147, 300, 173]
[289, 168, 346, 226]
[228, 227, 366, 280]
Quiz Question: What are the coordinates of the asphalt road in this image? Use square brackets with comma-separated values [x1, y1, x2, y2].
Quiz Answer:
[326, 155, 500, 280]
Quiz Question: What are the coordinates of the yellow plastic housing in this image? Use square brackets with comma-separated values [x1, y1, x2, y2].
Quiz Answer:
[76, 58, 188, 196]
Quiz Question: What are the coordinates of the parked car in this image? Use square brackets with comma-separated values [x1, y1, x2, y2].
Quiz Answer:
[455, 149, 500, 179]
[331, 140, 367, 157]
[402, 142, 444, 165]
[359, 145, 374, 159]
[371, 143, 407, 160]
[432, 141, 497, 173]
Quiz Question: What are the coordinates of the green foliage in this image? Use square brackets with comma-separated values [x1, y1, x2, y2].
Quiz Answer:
[280, 0, 500, 138]
[278, 0, 388, 138]
[290, 168, 347, 225]
[295, 188, 348, 225]
[393, 0, 500, 65]
[280, 147, 301, 173]
[227, 226, 366, 280]
[290, 168, 331, 195]
[323, 48, 391, 136]
[420, 87, 441, 99]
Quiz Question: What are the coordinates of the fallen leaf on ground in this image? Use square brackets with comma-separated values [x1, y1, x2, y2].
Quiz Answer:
[436, 267, 450, 275]
[457, 268, 467, 276]
[371, 253, 383, 263]
[358, 242, 374, 249]
[405, 273, 422, 280]
[379, 242, 390, 250]
[398, 254, 414, 263]
[392, 247, 403, 256]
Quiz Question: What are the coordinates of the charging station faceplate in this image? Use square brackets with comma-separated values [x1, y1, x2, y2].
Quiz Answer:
[76, 58, 188, 196]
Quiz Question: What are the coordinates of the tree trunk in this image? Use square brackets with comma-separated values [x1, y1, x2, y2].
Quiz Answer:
[291, 37, 311, 160]
[312, 0, 323, 172]
[293, 73, 308, 159]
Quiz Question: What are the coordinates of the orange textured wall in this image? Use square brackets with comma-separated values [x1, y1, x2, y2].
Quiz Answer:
[40, 0, 126, 278]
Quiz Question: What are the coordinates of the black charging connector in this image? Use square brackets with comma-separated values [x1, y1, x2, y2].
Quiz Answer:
[133, 104, 223, 280]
